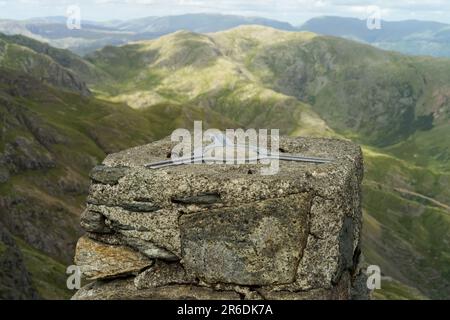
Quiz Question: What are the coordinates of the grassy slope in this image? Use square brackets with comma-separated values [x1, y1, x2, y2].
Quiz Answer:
[385, 125, 450, 172]
[0, 33, 108, 84]
[1, 26, 449, 299]
[212, 28, 450, 298]
[362, 147, 450, 299]
[86, 27, 450, 299]
[0, 66, 238, 298]
[373, 277, 428, 300]
[14, 237, 72, 300]
[87, 30, 333, 137]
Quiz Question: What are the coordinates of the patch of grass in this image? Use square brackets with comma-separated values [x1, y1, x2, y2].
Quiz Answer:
[14, 237, 72, 300]
[373, 278, 428, 300]
[385, 124, 450, 173]
[362, 182, 450, 299]
[363, 147, 450, 206]
[0, 241, 6, 257]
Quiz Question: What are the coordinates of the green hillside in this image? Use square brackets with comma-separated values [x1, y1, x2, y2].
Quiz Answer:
[0, 64, 236, 299]
[1, 26, 449, 299]
[86, 26, 450, 299]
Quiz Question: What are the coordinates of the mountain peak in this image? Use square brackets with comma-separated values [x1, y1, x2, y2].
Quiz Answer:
[213, 25, 317, 46]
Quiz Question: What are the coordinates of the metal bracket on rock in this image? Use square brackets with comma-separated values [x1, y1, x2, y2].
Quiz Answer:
[145, 133, 333, 169]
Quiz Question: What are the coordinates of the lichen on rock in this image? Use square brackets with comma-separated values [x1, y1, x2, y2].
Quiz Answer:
[74, 236, 152, 280]
[72, 136, 369, 300]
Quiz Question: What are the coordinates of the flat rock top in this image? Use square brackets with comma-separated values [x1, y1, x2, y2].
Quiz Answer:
[102, 136, 362, 180]
[83, 136, 365, 290]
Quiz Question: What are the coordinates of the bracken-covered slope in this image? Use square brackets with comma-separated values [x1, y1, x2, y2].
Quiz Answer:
[87, 26, 450, 299]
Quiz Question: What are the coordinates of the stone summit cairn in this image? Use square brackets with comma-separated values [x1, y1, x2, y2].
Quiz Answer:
[72, 136, 370, 300]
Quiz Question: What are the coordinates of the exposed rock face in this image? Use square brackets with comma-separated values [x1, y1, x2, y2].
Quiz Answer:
[72, 136, 370, 300]
[180, 194, 310, 286]
[0, 38, 92, 97]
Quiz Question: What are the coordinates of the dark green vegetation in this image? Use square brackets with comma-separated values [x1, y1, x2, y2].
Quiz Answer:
[1, 25, 449, 299]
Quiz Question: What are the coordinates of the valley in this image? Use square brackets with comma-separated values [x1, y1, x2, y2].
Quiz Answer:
[0, 25, 449, 299]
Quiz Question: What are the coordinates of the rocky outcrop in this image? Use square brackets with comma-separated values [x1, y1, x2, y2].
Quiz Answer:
[72, 136, 370, 300]
[0, 38, 91, 96]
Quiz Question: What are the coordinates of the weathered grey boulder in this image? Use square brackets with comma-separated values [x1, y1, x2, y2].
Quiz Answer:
[180, 194, 310, 286]
[73, 136, 368, 300]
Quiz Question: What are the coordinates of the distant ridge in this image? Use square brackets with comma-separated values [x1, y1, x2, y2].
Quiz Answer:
[0, 13, 296, 55]
[299, 16, 450, 57]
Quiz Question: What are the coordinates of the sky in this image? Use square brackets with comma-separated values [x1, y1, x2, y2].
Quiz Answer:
[1, 0, 450, 25]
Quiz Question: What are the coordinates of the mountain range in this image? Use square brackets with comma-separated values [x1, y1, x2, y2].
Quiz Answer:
[300, 16, 450, 58]
[0, 20, 449, 299]
[0, 14, 295, 55]
[1, 14, 450, 57]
